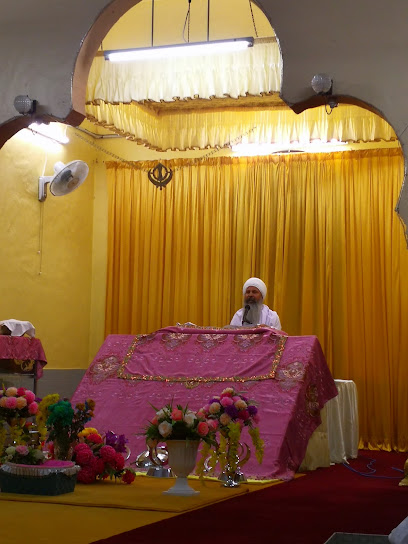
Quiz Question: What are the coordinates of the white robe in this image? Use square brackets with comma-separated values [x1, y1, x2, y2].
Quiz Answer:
[230, 305, 281, 329]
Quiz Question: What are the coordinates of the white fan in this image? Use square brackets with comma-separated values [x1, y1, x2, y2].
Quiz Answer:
[38, 160, 89, 202]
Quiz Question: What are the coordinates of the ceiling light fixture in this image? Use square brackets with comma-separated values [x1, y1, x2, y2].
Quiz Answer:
[104, 37, 254, 62]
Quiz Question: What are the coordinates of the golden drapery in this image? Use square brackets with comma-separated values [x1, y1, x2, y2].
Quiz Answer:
[105, 149, 408, 451]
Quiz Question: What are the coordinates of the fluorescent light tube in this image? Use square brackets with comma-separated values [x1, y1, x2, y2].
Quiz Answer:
[104, 37, 254, 62]
[28, 123, 69, 144]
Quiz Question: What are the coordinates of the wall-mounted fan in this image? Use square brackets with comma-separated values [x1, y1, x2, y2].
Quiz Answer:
[38, 160, 89, 202]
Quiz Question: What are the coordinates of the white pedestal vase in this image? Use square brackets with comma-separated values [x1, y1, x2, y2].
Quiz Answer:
[163, 440, 200, 496]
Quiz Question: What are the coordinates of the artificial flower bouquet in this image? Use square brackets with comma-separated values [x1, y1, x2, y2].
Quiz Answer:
[0, 386, 39, 421]
[72, 427, 135, 484]
[0, 386, 39, 454]
[37, 395, 96, 460]
[195, 387, 264, 476]
[144, 401, 217, 447]
[2, 444, 46, 465]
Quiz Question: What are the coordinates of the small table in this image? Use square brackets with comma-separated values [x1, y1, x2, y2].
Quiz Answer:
[301, 379, 359, 470]
[0, 336, 47, 395]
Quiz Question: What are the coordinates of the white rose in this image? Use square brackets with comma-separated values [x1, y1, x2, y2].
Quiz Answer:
[156, 409, 165, 419]
[184, 412, 196, 427]
[158, 421, 173, 438]
[5, 446, 15, 455]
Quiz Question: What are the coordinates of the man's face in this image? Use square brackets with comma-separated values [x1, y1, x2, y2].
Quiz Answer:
[244, 286, 263, 304]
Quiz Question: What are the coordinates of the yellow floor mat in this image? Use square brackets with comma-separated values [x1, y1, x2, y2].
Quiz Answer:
[0, 475, 289, 544]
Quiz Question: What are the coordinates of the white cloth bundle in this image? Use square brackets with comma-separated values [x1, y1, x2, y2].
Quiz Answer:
[0, 319, 36, 337]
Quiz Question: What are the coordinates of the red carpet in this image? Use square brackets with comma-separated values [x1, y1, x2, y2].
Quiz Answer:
[92, 450, 408, 544]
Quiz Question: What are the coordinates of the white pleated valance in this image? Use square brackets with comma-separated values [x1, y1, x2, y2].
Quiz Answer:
[85, 102, 397, 152]
[87, 40, 282, 103]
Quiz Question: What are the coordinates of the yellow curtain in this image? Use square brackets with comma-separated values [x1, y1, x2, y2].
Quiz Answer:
[105, 148, 408, 451]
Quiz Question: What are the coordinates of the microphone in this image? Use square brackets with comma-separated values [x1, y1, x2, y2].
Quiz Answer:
[242, 304, 251, 325]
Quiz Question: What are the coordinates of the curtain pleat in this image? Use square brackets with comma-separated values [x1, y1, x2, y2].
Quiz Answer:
[105, 148, 408, 451]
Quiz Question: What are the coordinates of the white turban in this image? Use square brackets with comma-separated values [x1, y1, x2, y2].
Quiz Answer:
[242, 278, 267, 300]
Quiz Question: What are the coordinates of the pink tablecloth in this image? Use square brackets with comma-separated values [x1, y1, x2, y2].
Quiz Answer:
[0, 336, 47, 379]
[71, 326, 338, 480]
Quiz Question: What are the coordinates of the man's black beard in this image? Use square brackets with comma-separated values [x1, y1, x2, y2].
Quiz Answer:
[242, 301, 262, 325]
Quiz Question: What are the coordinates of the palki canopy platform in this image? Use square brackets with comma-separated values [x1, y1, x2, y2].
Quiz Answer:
[71, 326, 338, 480]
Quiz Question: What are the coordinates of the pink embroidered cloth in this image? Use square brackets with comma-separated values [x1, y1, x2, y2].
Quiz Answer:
[71, 326, 338, 480]
[0, 336, 47, 379]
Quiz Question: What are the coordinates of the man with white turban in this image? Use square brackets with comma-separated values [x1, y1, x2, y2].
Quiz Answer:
[230, 277, 281, 329]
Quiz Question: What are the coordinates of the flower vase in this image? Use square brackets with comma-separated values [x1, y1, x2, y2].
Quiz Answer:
[53, 439, 76, 461]
[163, 440, 200, 496]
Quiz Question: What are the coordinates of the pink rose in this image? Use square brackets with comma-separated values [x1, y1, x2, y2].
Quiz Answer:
[197, 421, 209, 437]
[16, 445, 29, 455]
[171, 409, 183, 421]
[24, 391, 36, 404]
[220, 397, 233, 407]
[232, 396, 241, 402]
[207, 419, 219, 431]
[5, 396, 17, 409]
[220, 388, 234, 397]
[196, 410, 206, 419]
[28, 401, 38, 415]
[17, 387, 26, 396]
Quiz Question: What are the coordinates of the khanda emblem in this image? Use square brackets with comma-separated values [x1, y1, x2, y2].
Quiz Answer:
[148, 162, 173, 190]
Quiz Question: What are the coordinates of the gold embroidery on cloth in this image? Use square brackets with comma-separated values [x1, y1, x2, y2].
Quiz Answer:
[117, 333, 287, 386]
[275, 361, 305, 391]
[161, 332, 191, 350]
[90, 356, 120, 384]
[196, 334, 228, 351]
[137, 333, 156, 345]
[233, 334, 264, 351]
